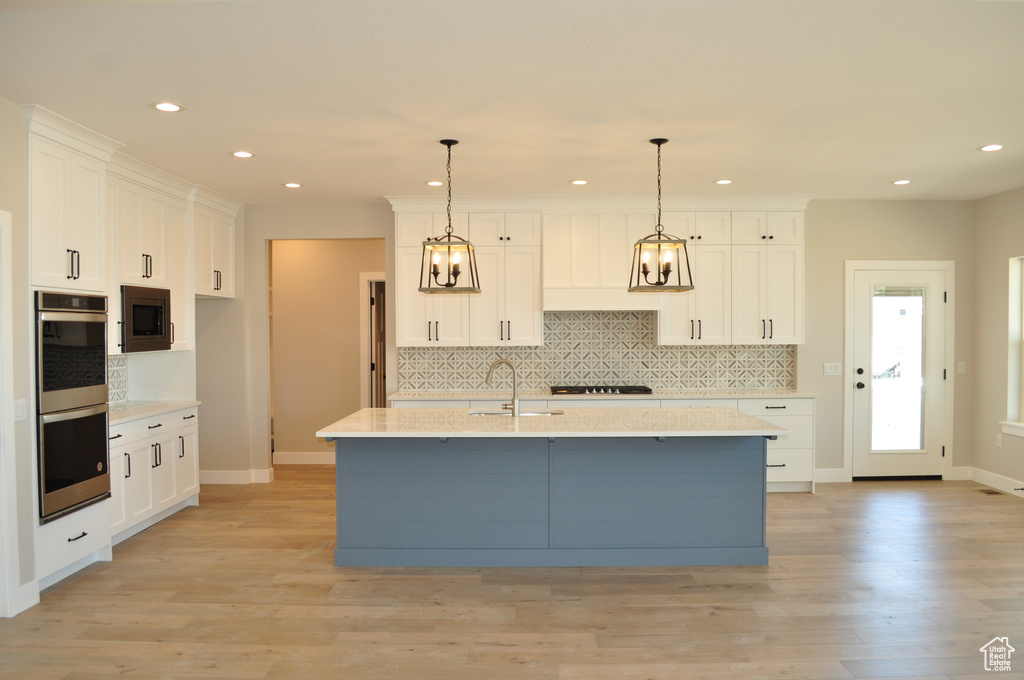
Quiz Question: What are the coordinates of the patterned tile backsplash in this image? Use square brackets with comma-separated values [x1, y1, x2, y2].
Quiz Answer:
[108, 354, 128, 406]
[398, 311, 796, 391]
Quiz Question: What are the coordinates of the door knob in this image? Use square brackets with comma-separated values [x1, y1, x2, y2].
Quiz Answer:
[856, 368, 864, 375]
[856, 382, 865, 389]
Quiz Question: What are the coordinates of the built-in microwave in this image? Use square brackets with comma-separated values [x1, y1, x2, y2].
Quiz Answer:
[121, 285, 172, 353]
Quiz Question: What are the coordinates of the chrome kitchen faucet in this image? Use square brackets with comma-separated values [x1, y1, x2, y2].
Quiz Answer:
[485, 359, 519, 417]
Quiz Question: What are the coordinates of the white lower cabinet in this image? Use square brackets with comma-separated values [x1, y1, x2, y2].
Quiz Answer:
[737, 398, 815, 491]
[108, 406, 200, 543]
[34, 498, 113, 585]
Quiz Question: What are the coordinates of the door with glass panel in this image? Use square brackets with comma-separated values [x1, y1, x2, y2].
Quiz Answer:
[852, 270, 946, 477]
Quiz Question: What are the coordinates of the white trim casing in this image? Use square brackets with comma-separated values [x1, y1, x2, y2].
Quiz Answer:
[359, 272, 385, 409]
[842, 261, 956, 481]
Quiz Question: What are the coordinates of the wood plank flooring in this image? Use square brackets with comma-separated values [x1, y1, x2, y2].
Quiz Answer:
[2, 466, 1023, 679]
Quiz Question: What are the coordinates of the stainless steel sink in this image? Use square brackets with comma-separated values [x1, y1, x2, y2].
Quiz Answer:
[467, 408, 564, 416]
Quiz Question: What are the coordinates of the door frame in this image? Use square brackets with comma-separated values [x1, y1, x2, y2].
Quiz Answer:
[359, 272, 385, 409]
[843, 260, 956, 481]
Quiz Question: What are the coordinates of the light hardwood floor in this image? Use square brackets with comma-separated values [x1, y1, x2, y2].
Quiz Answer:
[2, 466, 1024, 679]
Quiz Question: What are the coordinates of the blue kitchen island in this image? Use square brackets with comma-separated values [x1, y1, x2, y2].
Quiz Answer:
[317, 407, 785, 567]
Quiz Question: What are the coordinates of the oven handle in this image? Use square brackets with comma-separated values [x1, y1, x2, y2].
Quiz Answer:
[39, 310, 108, 323]
[40, 403, 108, 424]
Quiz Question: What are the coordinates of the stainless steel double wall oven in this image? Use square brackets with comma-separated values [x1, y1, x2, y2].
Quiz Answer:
[36, 291, 110, 522]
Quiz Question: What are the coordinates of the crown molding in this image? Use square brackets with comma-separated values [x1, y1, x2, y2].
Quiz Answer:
[21, 105, 124, 161]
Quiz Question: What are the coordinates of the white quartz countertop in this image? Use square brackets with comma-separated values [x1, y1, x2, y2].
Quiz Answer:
[388, 389, 814, 401]
[109, 400, 200, 426]
[317, 407, 788, 439]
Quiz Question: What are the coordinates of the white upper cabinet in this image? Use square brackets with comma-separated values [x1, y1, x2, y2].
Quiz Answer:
[658, 243, 732, 345]
[394, 246, 470, 347]
[108, 157, 193, 351]
[28, 137, 112, 292]
[732, 211, 804, 245]
[395, 212, 469, 247]
[468, 213, 543, 346]
[25, 106, 122, 293]
[732, 243, 804, 344]
[194, 194, 238, 298]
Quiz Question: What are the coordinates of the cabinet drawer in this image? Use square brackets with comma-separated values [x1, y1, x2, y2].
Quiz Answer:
[391, 400, 471, 409]
[766, 449, 813, 482]
[110, 406, 199, 444]
[738, 398, 814, 417]
[35, 499, 112, 579]
[554, 399, 652, 408]
[661, 399, 739, 409]
[760, 415, 813, 449]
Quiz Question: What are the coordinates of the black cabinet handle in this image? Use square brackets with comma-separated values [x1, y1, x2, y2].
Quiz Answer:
[434, 321, 439, 341]
[690, 320, 695, 340]
[179, 435, 185, 458]
[214, 269, 222, 291]
[500, 320, 504, 341]
[66, 249, 74, 279]
[765, 405, 787, 410]
[183, 414, 196, 420]
[170, 322, 175, 345]
[427, 321, 432, 341]
[109, 433, 123, 440]
[698, 319, 702, 340]
[762, 319, 766, 340]
[74, 250, 81, 279]
[767, 464, 786, 468]
[148, 423, 163, 429]
[769, 319, 773, 340]
[67, 532, 87, 543]
[507, 320, 511, 339]
[125, 452, 131, 478]
[152, 442, 162, 468]
[762, 235, 767, 240]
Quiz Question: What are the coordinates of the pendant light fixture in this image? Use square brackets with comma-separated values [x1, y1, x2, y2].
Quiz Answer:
[418, 139, 481, 293]
[628, 138, 694, 293]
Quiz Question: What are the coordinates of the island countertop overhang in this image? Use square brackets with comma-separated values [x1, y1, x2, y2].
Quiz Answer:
[317, 406, 788, 439]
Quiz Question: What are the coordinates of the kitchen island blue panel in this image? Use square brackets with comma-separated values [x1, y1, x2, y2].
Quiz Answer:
[333, 436, 768, 567]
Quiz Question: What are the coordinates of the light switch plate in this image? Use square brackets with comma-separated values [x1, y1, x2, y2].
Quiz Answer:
[823, 363, 842, 376]
[13, 398, 26, 422]
[958, 362, 966, 375]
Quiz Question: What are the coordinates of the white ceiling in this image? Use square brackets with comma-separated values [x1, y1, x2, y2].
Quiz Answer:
[1, 0, 1022, 206]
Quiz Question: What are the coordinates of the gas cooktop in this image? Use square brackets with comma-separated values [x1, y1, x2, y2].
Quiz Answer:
[550, 385, 653, 395]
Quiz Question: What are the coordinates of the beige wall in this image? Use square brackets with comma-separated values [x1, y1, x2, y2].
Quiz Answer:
[0, 96, 33, 583]
[972, 187, 1024, 482]
[800, 200, 976, 472]
[270, 239, 385, 453]
[194, 202, 394, 475]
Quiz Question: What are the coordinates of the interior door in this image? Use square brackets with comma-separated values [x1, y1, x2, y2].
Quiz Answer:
[851, 269, 946, 477]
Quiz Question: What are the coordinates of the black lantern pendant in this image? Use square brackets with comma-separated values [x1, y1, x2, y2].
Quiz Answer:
[418, 139, 481, 294]
[628, 138, 694, 292]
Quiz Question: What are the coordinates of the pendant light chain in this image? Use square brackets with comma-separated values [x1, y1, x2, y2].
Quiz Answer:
[656, 140, 663, 235]
[445, 142, 453, 236]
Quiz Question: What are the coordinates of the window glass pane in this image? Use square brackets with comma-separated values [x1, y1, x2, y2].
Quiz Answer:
[871, 286, 924, 451]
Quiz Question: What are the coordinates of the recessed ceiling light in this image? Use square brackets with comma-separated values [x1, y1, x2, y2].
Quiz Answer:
[893, 179, 911, 185]
[426, 181, 444, 187]
[570, 179, 588, 185]
[715, 179, 732, 185]
[283, 183, 301, 188]
[980, 144, 1004, 152]
[154, 102, 182, 112]
[232, 151, 254, 158]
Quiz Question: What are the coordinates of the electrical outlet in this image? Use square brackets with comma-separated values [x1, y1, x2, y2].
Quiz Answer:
[958, 362, 966, 375]
[13, 398, 26, 422]
[823, 363, 842, 376]
[997, 434, 1004, 448]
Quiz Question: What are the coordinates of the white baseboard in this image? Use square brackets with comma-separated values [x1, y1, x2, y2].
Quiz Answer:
[250, 467, 274, 484]
[947, 466, 972, 481]
[970, 467, 1024, 498]
[200, 468, 274, 485]
[813, 468, 848, 483]
[273, 451, 335, 465]
[2, 580, 40, 617]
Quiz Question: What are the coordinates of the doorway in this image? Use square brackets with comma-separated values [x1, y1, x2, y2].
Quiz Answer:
[844, 262, 954, 479]
[358, 273, 386, 409]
